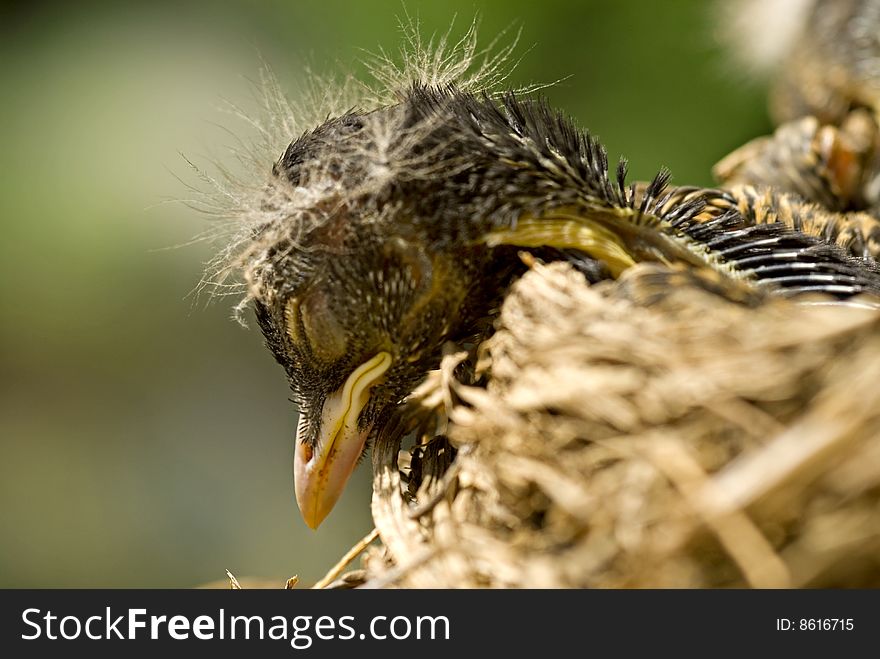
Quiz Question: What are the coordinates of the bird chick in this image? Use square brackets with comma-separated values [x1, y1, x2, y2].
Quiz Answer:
[713, 0, 880, 263]
[232, 76, 880, 529]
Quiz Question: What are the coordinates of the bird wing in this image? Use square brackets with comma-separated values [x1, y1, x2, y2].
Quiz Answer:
[479, 173, 880, 303]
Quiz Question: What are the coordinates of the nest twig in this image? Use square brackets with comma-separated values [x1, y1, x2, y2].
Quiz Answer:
[351, 261, 880, 588]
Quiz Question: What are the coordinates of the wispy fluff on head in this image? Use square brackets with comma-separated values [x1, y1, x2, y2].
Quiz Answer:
[182, 16, 535, 321]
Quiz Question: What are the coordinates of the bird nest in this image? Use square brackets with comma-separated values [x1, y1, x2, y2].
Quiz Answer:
[331, 260, 880, 588]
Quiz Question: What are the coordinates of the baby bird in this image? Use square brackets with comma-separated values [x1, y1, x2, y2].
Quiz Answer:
[715, 0, 880, 254]
[235, 79, 880, 528]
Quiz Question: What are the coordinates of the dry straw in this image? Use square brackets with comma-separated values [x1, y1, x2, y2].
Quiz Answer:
[338, 261, 880, 588]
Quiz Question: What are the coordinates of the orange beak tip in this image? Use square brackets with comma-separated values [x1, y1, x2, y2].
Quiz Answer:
[291, 352, 392, 529]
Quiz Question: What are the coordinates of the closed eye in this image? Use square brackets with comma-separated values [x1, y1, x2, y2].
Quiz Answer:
[284, 290, 349, 362]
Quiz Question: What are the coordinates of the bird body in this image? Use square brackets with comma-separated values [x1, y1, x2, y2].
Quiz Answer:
[237, 80, 880, 527]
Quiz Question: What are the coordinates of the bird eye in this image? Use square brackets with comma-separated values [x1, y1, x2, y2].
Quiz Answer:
[285, 291, 348, 361]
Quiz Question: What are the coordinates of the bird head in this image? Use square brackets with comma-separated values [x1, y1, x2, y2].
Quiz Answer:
[245, 97, 503, 528]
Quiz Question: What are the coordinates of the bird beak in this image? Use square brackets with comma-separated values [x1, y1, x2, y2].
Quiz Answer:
[294, 352, 393, 529]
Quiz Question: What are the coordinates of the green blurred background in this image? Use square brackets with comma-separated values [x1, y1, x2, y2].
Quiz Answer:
[0, 0, 771, 587]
